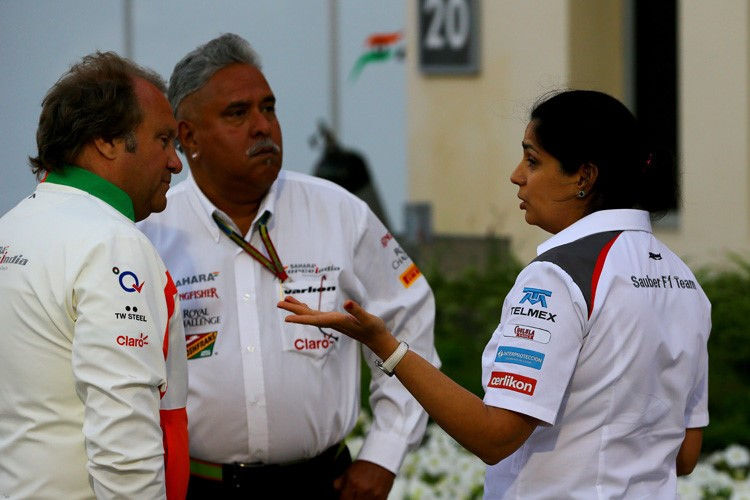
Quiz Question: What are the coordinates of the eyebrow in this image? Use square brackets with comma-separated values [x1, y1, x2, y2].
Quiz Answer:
[522, 141, 539, 153]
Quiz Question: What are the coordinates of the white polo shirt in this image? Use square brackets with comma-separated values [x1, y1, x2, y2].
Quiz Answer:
[481, 209, 710, 499]
[138, 171, 439, 472]
[0, 167, 187, 499]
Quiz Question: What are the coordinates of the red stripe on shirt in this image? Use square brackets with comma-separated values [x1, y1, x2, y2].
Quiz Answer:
[589, 233, 621, 318]
[162, 271, 177, 360]
[160, 407, 189, 500]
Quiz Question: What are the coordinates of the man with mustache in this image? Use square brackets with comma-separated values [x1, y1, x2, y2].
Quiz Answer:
[138, 34, 439, 499]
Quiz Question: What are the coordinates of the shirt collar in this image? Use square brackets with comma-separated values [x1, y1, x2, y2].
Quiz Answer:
[186, 170, 282, 241]
[44, 165, 135, 221]
[537, 209, 652, 255]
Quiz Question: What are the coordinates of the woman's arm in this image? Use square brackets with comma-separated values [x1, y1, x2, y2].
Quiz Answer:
[278, 297, 537, 464]
[676, 428, 703, 475]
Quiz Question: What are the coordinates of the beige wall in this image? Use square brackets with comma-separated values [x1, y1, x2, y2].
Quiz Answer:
[656, 0, 750, 267]
[407, 0, 750, 267]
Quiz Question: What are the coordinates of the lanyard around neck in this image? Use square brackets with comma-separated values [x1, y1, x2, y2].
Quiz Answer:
[212, 211, 289, 282]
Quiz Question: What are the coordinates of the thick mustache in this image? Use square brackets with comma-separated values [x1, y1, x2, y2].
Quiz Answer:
[246, 138, 281, 157]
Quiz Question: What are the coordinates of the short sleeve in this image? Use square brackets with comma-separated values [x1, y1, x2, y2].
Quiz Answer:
[482, 261, 587, 425]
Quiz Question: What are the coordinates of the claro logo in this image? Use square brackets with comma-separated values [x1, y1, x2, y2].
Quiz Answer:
[294, 338, 333, 351]
[488, 371, 537, 395]
[117, 333, 149, 347]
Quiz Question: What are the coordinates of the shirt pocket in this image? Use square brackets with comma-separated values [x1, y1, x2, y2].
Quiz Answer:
[278, 275, 341, 361]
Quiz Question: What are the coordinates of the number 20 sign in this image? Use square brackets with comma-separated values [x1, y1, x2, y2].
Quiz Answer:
[419, 0, 480, 75]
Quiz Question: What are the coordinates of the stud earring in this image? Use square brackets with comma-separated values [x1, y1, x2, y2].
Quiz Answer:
[576, 190, 586, 199]
[190, 151, 199, 160]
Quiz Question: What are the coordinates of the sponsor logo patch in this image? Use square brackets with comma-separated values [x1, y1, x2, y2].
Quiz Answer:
[520, 287, 551, 307]
[0, 245, 29, 267]
[186, 332, 218, 359]
[294, 337, 335, 351]
[495, 346, 545, 369]
[175, 271, 220, 287]
[488, 371, 537, 395]
[284, 263, 341, 276]
[503, 324, 551, 344]
[391, 247, 410, 270]
[183, 307, 221, 328]
[114, 305, 148, 323]
[117, 332, 149, 347]
[113, 267, 145, 293]
[179, 287, 219, 301]
[381, 232, 394, 247]
[399, 263, 422, 288]
[509, 307, 556, 322]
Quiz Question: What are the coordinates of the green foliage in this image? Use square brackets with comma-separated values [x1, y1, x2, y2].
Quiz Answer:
[425, 256, 522, 397]
[695, 255, 750, 452]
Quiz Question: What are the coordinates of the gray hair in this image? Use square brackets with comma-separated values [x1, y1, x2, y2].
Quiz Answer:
[168, 33, 262, 115]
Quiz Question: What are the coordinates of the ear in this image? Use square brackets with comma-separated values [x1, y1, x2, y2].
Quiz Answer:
[93, 137, 122, 160]
[577, 162, 599, 191]
[177, 120, 197, 153]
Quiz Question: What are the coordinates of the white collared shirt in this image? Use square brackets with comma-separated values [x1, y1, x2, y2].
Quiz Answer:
[0, 181, 187, 499]
[139, 171, 439, 472]
[481, 209, 710, 499]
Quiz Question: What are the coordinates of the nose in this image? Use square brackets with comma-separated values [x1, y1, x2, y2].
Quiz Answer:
[168, 145, 182, 174]
[510, 161, 525, 186]
[249, 108, 272, 137]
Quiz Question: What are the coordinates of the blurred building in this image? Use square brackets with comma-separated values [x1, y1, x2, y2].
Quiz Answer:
[405, 0, 750, 268]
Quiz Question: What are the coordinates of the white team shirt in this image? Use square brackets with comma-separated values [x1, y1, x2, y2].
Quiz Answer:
[139, 171, 439, 472]
[481, 209, 710, 499]
[0, 170, 187, 500]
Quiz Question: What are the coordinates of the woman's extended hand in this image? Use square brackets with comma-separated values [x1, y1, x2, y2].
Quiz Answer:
[277, 296, 391, 349]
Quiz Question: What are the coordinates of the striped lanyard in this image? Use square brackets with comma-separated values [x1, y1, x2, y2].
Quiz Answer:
[212, 210, 289, 282]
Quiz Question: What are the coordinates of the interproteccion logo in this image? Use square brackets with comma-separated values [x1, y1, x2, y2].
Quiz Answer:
[520, 287, 551, 308]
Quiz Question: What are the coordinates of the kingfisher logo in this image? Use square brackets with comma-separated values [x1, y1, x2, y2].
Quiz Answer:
[488, 371, 537, 395]
[113, 267, 144, 293]
[495, 346, 545, 370]
[179, 287, 219, 301]
[503, 324, 551, 344]
[117, 333, 149, 347]
[520, 287, 551, 307]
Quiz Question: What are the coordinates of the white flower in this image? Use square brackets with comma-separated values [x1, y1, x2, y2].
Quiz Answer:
[725, 444, 750, 468]
[731, 479, 750, 500]
[676, 477, 704, 500]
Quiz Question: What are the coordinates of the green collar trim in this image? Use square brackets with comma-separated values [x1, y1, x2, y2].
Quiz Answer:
[45, 165, 135, 221]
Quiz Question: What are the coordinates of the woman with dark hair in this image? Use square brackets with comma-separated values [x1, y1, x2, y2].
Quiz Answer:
[278, 90, 710, 499]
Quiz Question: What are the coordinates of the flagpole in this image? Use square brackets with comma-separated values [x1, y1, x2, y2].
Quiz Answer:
[328, 0, 340, 136]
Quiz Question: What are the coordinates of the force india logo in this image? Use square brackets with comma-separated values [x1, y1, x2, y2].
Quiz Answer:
[186, 332, 218, 359]
[0, 245, 29, 267]
[488, 371, 537, 395]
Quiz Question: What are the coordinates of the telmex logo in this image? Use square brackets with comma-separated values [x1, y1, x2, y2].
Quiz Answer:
[117, 333, 149, 347]
[113, 266, 144, 293]
[520, 287, 552, 308]
[503, 324, 551, 344]
[488, 371, 537, 395]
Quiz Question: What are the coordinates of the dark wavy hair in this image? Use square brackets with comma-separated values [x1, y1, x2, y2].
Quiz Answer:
[29, 51, 166, 178]
[530, 90, 677, 215]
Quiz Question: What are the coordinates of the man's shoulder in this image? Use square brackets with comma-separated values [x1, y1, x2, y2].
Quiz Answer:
[277, 170, 364, 205]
